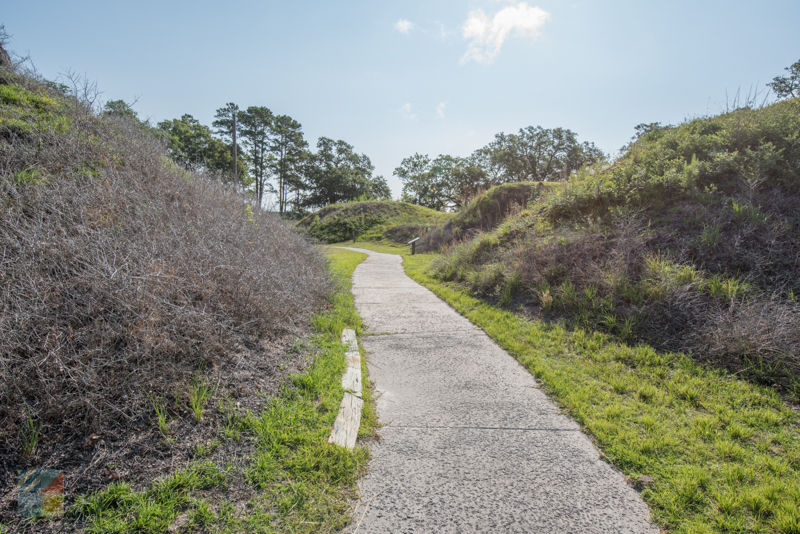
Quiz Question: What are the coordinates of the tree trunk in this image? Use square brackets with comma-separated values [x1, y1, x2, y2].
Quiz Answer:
[232, 113, 237, 183]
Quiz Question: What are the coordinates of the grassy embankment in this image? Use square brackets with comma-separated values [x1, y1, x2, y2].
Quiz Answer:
[410, 181, 560, 252]
[433, 97, 800, 396]
[296, 200, 451, 243]
[345, 241, 800, 534]
[298, 183, 553, 248]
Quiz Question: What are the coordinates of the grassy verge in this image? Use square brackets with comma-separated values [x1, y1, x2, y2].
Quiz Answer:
[69, 248, 374, 534]
[341, 244, 800, 534]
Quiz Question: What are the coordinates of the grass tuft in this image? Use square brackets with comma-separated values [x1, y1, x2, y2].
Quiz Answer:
[19, 406, 39, 457]
[188, 370, 215, 423]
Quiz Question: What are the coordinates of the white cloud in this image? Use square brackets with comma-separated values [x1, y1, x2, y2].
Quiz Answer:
[399, 103, 418, 121]
[435, 102, 447, 119]
[394, 19, 413, 34]
[460, 2, 550, 64]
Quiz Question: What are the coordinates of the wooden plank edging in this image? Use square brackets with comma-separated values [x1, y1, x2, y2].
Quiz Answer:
[328, 328, 362, 449]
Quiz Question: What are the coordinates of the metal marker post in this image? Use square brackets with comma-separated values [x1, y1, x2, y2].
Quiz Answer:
[408, 237, 420, 255]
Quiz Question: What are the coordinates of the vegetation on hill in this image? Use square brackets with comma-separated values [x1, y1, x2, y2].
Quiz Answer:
[402, 182, 559, 252]
[296, 200, 451, 243]
[0, 39, 374, 531]
[69, 248, 376, 534]
[429, 94, 800, 397]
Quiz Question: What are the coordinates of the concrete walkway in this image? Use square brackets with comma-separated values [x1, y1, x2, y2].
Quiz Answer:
[344, 248, 659, 534]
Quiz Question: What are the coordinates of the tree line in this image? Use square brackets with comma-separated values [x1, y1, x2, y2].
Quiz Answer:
[104, 100, 390, 214]
[394, 125, 605, 211]
[105, 99, 604, 214]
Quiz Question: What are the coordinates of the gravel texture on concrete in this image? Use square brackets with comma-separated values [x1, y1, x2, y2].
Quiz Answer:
[343, 248, 659, 534]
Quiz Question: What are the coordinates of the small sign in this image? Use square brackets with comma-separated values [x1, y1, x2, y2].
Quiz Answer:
[18, 470, 64, 517]
[407, 237, 420, 244]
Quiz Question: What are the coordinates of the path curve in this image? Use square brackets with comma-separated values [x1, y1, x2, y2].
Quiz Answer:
[345, 248, 658, 534]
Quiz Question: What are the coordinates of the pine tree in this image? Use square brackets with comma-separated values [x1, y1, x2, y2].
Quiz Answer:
[239, 106, 274, 208]
[269, 115, 307, 213]
[212, 103, 242, 184]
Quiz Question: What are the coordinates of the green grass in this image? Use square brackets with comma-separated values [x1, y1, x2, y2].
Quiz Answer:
[348, 245, 800, 534]
[146, 393, 171, 439]
[188, 370, 216, 422]
[73, 248, 375, 533]
[320, 247, 379, 439]
[0, 83, 72, 136]
[331, 241, 412, 256]
[19, 406, 39, 457]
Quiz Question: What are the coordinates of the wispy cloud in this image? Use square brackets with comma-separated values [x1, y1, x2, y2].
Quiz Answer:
[461, 2, 550, 64]
[394, 19, 414, 34]
[399, 103, 418, 121]
[435, 102, 447, 119]
[435, 21, 455, 41]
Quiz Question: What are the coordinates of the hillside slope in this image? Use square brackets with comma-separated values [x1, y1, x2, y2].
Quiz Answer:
[296, 200, 451, 243]
[430, 97, 800, 395]
[0, 51, 331, 523]
[409, 182, 561, 252]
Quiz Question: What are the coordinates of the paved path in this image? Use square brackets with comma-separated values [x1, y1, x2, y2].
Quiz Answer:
[344, 248, 659, 534]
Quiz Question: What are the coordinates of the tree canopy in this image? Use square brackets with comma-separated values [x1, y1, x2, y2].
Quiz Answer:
[396, 126, 604, 211]
[157, 114, 245, 179]
[270, 115, 307, 214]
[157, 105, 383, 214]
[212, 103, 242, 184]
[301, 137, 386, 209]
[103, 100, 141, 123]
[768, 59, 800, 99]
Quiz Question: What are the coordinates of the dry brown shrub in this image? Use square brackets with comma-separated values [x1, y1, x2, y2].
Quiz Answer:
[0, 72, 330, 459]
[514, 215, 800, 387]
[516, 216, 648, 298]
[661, 189, 800, 298]
[693, 297, 800, 378]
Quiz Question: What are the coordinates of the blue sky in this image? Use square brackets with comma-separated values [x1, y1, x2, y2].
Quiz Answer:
[4, 1, 799, 197]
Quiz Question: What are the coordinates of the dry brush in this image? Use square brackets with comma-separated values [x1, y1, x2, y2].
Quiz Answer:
[0, 64, 331, 462]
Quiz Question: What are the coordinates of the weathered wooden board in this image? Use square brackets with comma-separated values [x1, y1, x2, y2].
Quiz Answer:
[328, 393, 363, 450]
[341, 366, 362, 397]
[328, 328, 364, 449]
[345, 350, 361, 367]
[341, 328, 358, 352]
